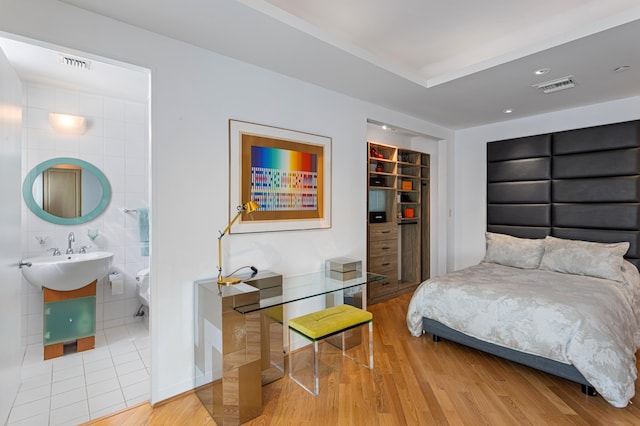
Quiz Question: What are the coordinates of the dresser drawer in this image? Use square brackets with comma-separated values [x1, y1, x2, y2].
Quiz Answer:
[369, 222, 398, 242]
[368, 255, 397, 276]
[368, 277, 398, 299]
[369, 239, 398, 258]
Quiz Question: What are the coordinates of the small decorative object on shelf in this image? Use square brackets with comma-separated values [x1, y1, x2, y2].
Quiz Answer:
[370, 146, 383, 159]
[370, 176, 385, 186]
[369, 211, 386, 223]
[402, 181, 412, 190]
[403, 208, 415, 218]
[376, 162, 383, 172]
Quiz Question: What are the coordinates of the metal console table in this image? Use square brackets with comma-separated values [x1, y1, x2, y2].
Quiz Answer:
[194, 271, 385, 425]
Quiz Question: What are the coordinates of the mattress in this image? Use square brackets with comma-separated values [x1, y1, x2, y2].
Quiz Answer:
[406, 261, 640, 407]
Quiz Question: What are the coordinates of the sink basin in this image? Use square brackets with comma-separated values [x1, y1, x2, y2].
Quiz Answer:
[21, 251, 114, 291]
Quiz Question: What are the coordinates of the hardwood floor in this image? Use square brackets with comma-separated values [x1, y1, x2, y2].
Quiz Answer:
[85, 293, 640, 425]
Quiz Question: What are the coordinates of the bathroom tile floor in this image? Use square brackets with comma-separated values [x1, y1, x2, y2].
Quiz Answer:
[7, 323, 150, 426]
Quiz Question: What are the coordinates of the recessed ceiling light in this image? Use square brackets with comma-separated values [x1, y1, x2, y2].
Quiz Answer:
[534, 68, 550, 75]
[614, 65, 631, 72]
[382, 125, 387, 130]
[503, 109, 513, 114]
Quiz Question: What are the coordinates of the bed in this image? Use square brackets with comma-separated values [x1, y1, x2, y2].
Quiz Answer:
[407, 233, 640, 407]
[406, 120, 640, 408]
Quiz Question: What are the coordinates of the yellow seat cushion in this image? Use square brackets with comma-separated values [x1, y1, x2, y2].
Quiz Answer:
[265, 306, 283, 324]
[289, 304, 373, 340]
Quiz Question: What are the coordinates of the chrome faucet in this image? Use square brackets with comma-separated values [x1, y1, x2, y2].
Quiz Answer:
[66, 232, 75, 254]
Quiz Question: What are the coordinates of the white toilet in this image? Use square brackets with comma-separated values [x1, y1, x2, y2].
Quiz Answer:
[136, 268, 150, 309]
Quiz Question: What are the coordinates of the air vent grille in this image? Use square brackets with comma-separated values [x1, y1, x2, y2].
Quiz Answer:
[534, 76, 575, 94]
[59, 54, 91, 70]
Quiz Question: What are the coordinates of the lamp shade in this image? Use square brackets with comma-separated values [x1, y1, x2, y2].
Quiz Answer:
[243, 200, 260, 214]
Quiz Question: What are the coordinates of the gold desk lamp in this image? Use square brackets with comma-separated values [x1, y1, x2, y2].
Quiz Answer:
[217, 200, 261, 285]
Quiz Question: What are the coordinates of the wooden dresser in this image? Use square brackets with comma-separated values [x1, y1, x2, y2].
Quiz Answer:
[367, 222, 398, 303]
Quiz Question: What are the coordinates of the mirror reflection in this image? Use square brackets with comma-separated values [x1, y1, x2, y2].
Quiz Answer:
[32, 164, 103, 218]
[23, 158, 111, 225]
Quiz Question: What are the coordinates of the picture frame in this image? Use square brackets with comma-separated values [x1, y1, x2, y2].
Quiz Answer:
[229, 120, 332, 233]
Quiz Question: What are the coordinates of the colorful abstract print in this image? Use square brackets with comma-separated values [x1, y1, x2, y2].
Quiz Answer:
[250, 145, 318, 211]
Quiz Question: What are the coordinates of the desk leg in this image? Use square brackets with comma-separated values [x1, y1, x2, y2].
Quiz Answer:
[261, 306, 284, 385]
[194, 284, 263, 426]
[220, 308, 262, 425]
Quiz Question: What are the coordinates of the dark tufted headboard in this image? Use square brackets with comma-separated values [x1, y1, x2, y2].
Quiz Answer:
[487, 120, 640, 269]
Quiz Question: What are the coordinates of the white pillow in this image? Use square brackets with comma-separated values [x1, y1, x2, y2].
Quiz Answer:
[539, 236, 629, 282]
[482, 232, 545, 269]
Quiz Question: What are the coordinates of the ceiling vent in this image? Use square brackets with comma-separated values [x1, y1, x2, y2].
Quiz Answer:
[533, 76, 575, 94]
[59, 54, 91, 70]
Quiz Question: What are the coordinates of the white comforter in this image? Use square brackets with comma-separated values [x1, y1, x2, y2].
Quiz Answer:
[406, 262, 640, 407]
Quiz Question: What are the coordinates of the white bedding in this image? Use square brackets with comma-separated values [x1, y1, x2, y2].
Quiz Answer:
[406, 261, 640, 407]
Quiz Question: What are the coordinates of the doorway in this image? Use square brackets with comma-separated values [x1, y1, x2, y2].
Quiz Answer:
[0, 34, 152, 424]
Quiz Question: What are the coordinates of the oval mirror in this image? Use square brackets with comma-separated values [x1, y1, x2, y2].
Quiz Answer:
[23, 157, 111, 225]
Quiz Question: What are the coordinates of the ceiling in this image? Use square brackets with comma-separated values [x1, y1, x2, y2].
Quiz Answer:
[0, 36, 149, 102]
[5, 0, 640, 129]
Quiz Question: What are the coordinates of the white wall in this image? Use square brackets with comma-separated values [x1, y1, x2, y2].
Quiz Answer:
[453, 95, 640, 270]
[0, 42, 23, 425]
[0, 0, 452, 403]
[21, 83, 150, 348]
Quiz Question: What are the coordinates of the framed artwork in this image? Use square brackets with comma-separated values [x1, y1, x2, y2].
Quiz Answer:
[229, 120, 332, 233]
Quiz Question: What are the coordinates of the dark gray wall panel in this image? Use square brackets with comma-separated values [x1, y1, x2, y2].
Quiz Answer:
[487, 120, 640, 265]
[552, 204, 640, 230]
[487, 225, 550, 239]
[488, 181, 550, 204]
[553, 120, 640, 155]
[553, 148, 640, 179]
[487, 134, 551, 162]
[553, 228, 640, 259]
[487, 204, 551, 227]
[487, 158, 551, 182]
[552, 177, 640, 203]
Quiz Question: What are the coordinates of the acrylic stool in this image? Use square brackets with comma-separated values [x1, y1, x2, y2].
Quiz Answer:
[288, 304, 373, 395]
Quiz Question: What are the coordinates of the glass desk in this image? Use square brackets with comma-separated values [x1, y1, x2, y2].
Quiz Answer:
[193, 271, 385, 425]
[234, 271, 385, 313]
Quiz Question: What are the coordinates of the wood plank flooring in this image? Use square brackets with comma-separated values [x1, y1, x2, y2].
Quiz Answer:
[85, 293, 640, 425]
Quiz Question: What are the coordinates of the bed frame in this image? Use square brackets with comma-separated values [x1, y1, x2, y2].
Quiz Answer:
[423, 318, 596, 395]
[424, 119, 640, 396]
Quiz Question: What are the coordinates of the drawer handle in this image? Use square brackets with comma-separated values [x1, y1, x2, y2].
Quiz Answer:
[381, 262, 390, 266]
[381, 230, 390, 234]
[381, 281, 390, 286]
[381, 247, 390, 250]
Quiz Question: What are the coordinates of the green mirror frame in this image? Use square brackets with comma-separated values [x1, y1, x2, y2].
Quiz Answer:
[22, 157, 111, 225]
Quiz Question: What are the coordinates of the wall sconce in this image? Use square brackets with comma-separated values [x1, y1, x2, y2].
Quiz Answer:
[49, 113, 86, 134]
[217, 201, 261, 285]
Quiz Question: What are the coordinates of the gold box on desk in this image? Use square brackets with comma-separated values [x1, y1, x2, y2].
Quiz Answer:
[325, 258, 362, 281]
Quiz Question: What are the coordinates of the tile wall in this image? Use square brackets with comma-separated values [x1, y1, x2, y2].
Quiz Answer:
[21, 83, 150, 346]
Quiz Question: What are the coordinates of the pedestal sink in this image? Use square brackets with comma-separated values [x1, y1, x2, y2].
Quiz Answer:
[20, 251, 114, 291]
